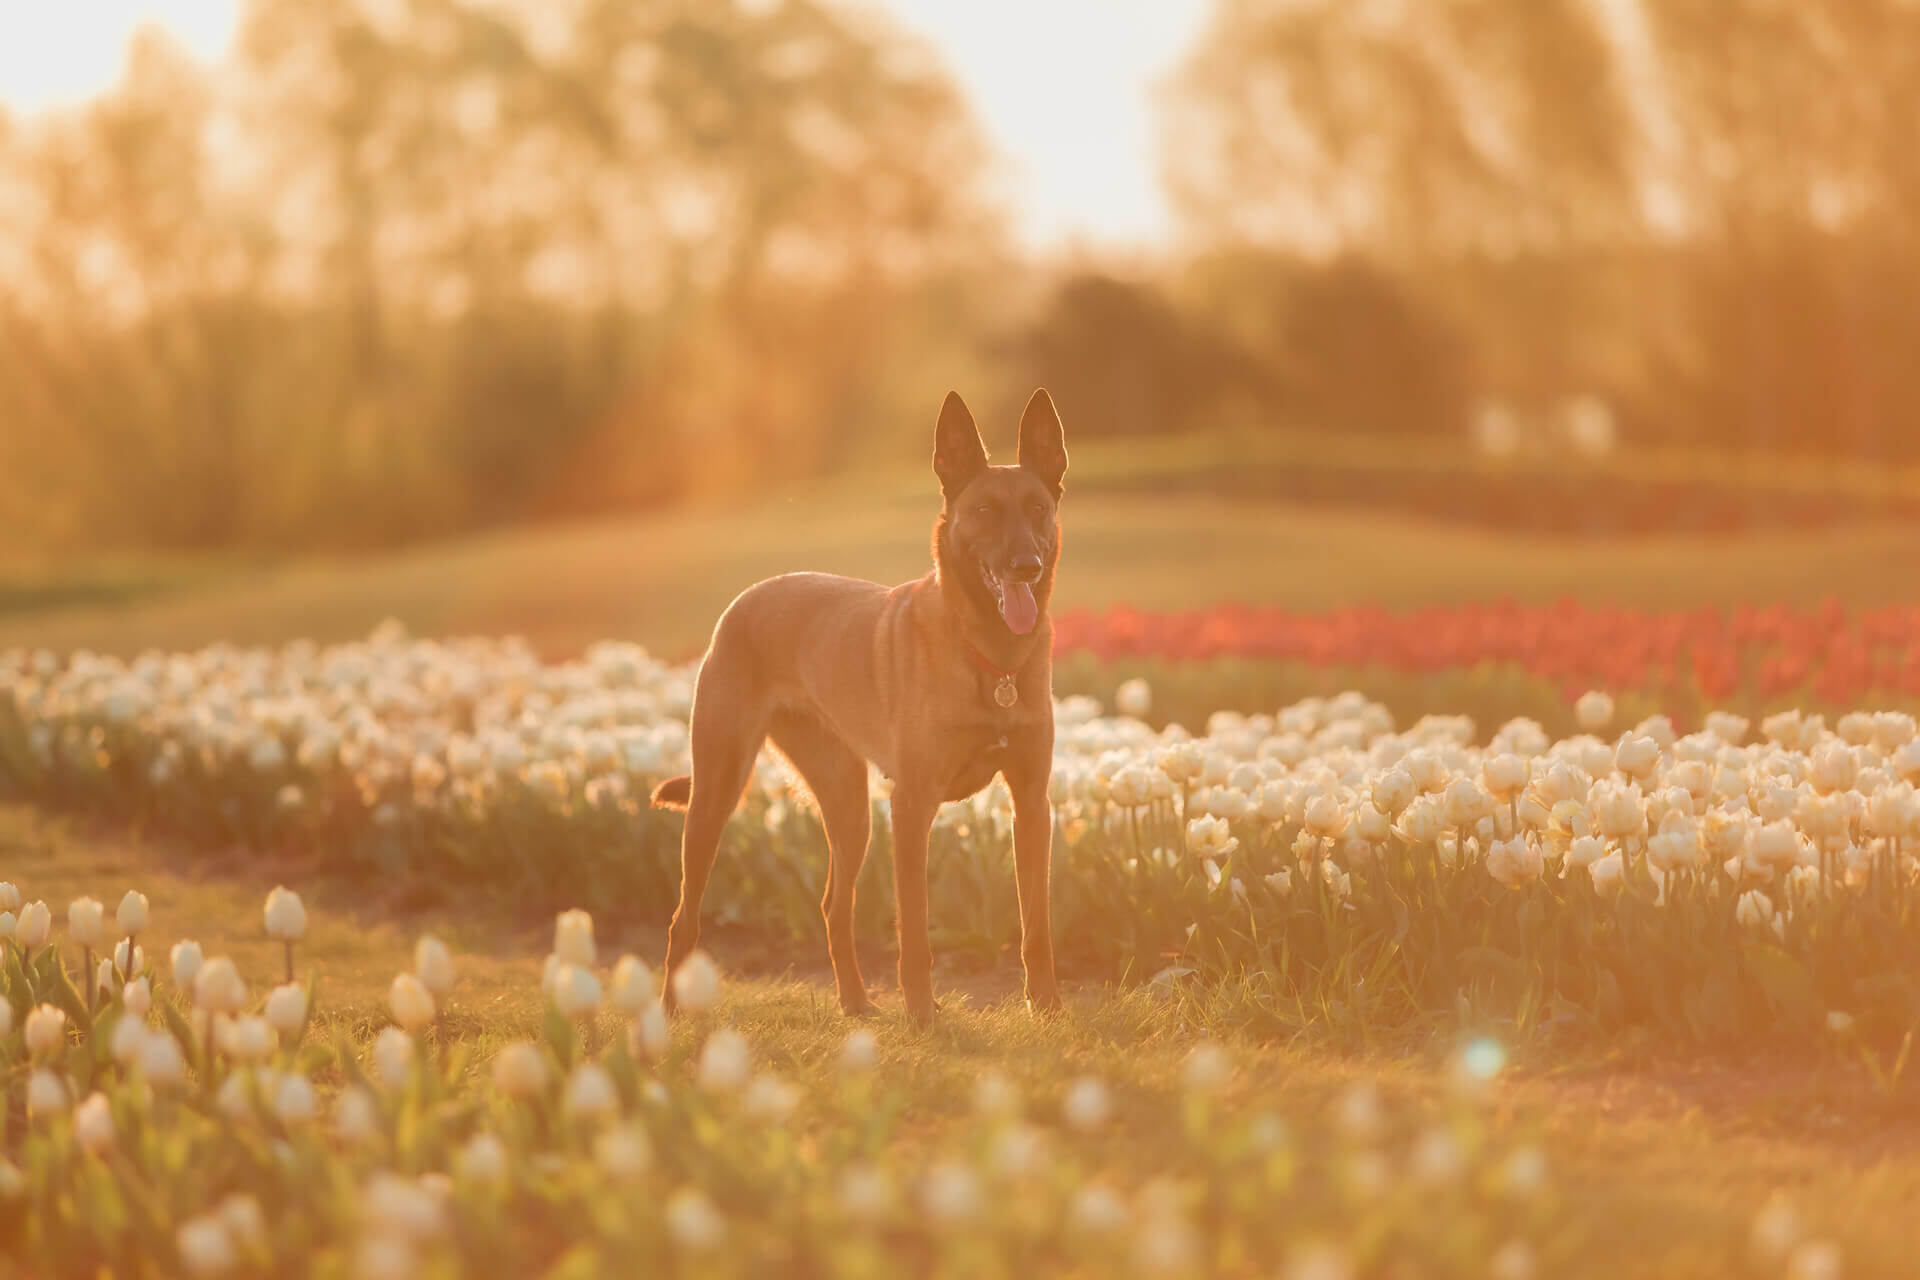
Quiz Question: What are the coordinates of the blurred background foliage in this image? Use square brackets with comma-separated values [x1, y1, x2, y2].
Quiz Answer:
[5, 0, 1920, 554]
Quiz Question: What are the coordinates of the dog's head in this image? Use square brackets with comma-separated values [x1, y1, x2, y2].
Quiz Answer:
[932, 389, 1068, 637]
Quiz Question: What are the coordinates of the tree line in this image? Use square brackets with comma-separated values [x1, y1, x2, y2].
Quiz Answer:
[3, 0, 1916, 551]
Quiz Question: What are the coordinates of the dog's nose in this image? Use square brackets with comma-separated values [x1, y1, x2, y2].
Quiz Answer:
[1009, 554, 1043, 583]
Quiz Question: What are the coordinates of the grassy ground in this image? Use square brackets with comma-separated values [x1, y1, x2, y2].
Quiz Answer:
[8, 801, 1920, 1276]
[6, 478, 1920, 661]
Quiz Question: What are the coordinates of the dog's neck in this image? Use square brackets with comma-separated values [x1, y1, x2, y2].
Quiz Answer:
[930, 512, 1055, 673]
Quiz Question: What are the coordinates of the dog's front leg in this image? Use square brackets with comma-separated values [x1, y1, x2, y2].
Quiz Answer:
[888, 785, 940, 1026]
[1007, 766, 1062, 1014]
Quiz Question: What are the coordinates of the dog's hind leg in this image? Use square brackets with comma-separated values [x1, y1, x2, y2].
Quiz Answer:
[661, 657, 768, 1013]
[769, 710, 873, 1016]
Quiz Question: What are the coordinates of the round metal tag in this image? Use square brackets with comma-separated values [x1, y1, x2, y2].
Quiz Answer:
[993, 676, 1019, 708]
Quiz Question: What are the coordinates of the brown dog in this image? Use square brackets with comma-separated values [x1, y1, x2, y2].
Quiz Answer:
[650, 389, 1067, 1024]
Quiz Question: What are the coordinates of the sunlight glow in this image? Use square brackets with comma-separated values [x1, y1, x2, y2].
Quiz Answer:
[0, 0, 1206, 253]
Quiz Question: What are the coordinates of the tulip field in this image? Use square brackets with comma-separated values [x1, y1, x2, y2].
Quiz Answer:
[5, 609, 1920, 1276]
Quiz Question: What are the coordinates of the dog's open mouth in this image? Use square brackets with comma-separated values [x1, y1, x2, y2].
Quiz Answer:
[980, 563, 1038, 635]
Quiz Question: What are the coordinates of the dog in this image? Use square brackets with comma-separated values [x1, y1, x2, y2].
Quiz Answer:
[649, 388, 1068, 1025]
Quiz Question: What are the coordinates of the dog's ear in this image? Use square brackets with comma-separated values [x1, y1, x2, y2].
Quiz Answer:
[933, 391, 989, 498]
[1017, 388, 1067, 498]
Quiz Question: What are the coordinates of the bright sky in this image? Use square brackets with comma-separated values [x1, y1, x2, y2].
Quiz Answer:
[0, 0, 1209, 253]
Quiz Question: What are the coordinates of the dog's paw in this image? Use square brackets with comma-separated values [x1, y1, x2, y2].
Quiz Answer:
[839, 991, 879, 1019]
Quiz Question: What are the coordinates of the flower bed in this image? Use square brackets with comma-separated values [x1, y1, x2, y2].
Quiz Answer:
[5, 623, 1920, 1048]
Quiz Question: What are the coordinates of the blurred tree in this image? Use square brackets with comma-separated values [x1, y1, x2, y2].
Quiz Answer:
[1162, 0, 1638, 262]
[1003, 272, 1273, 439]
[0, 0, 1000, 550]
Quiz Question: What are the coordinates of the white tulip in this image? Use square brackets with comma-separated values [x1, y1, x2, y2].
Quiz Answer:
[193, 956, 248, 1015]
[217, 1016, 276, 1064]
[1115, 677, 1152, 719]
[137, 1030, 188, 1088]
[414, 936, 455, 997]
[17, 900, 52, 948]
[273, 1073, 318, 1125]
[632, 1002, 670, 1060]
[262, 886, 307, 941]
[389, 973, 437, 1031]
[456, 1132, 510, 1188]
[594, 1124, 652, 1179]
[372, 1026, 416, 1089]
[1736, 889, 1775, 928]
[1182, 1043, 1231, 1095]
[25, 1003, 66, 1058]
[265, 984, 308, 1036]
[176, 1215, 238, 1277]
[664, 1188, 726, 1251]
[115, 890, 150, 937]
[565, 1062, 620, 1118]
[334, 1087, 381, 1145]
[216, 1194, 267, 1254]
[491, 1042, 549, 1098]
[0, 881, 18, 912]
[26, 1068, 67, 1117]
[607, 955, 655, 1014]
[840, 1027, 879, 1075]
[552, 909, 596, 968]
[1575, 691, 1614, 732]
[74, 1092, 114, 1155]
[1062, 1076, 1111, 1131]
[67, 896, 105, 948]
[550, 964, 602, 1019]
[1486, 835, 1545, 888]
[670, 950, 722, 1013]
[696, 1028, 752, 1094]
[171, 940, 204, 991]
[919, 1162, 983, 1227]
[1589, 850, 1626, 893]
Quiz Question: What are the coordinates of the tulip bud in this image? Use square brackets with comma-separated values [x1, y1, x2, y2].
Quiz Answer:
[171, 940, 204, 991]
[27, 1069, 67, 1117]
[137, 1030, 188, 1088]
[414, 936, 455, 997]
[17, 900, 52, 949]
[491, 1042, 549, 1098]
[564, 1062, 619, 1118]
[265, 983, 308, 1036]
[0, 881, 19, 912]
[670, 951, 721, 1013]
[273, 1073, 318, 1125]
[550, 964, 602, 1019]
[696, 1028, 752, 1094]
[25, 1003, 67, 1058]
[456, 1132, 509, 1188]
[67, 896, 105, 948]
[262, 886, 307, 941]
[552, 909, 596, 969]
[632, 1002, 669, 1060]
[74, 1092, 115, 1155]
[608, 955, 654, 1014]
[193, 956, 248, 1015]
[371, 1027, 415, 1089]
[116, 890, 150, 936]
[389, 973, 437, 1032]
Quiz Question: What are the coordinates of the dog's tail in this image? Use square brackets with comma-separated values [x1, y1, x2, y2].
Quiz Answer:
[650, 776, 692, 810]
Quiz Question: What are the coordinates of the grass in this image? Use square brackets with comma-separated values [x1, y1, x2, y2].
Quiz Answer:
[6, 440, 1920, 660]
[8, 801, 1920, 1276]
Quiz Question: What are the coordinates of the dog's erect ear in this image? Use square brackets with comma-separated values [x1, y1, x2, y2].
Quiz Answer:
[1017, 388, 1068, 497]
[933, 391, 989, 498]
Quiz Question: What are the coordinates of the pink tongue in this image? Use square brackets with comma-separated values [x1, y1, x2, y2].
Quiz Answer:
[999, 581, 1038, 635]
